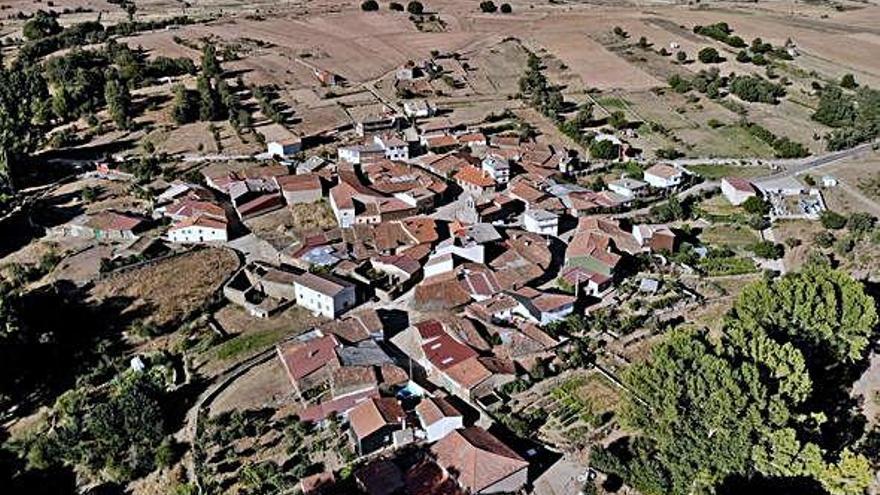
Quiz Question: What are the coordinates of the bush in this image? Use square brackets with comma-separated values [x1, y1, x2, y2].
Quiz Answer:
[736, 50, 751, 63]
[742, 196, 769, 215]
[676, 50, 687, 63]
[479, 1, 497, 12]
[407, 1, 424, 14]
[668, 74, 692, 93]
[847, 212, 876, 235]
[590, 139, 620, 160]
[815, 231, 835, 248]
[500, 3, 512, 13]
[750, 240, 784, 259]
[820, 210, 847, 230]
[840, 73, 857, 89]
[729, 75, 785, 104]
[361, 0, 379, 11]
[389, 1, 404, 10]
[698, 47, 722, 64]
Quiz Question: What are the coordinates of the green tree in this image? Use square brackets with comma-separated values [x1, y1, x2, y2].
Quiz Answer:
[22, 10, 62, 40]
[742, 196, 769, 215]
[698, 46, 722, 63]
[0, 62, 50, 185]
[407, 1, 424, 15]
[200, 42, 221, 78]
[813, 86, 856, 128]
[104, 76, 132, 130]
[171, 83, 198, 124]
[361, 0, 379, 10]
[840, 74, 857, 90]
[500, 3, 512, 13]
[590, 139, 620, 160]
[676, 50, 687, 63]
[197, 74, 221, 121]
[820, 210, 847, 230]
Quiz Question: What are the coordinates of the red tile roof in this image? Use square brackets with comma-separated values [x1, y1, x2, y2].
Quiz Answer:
[348, 397, 405, 439]
[276, 173, 322, 192]
[454, 165, 496, 188]
[432, 427, 528, 493]
[276, 334, 339, 383]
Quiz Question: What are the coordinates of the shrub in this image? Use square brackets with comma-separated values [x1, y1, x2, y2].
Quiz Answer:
[742, 196, 769, 215]
[840, 73, 857, 89]
[590, 139, 620, 160]
[815, 231, 835, 248]
[820, 210, 847, 230]
[389, 1, 404, 10]
[676, 50, 687, 63]
[500, 3, 512, 13]
[847, 212, 876, 235]
[750, 240, 784, 259]
[698, 47, 722, 64]
[479, 1, 497, 12]
[361, 0, 379, 11]
[407, 1, 424, 14]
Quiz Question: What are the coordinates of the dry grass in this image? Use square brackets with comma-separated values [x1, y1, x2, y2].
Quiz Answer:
[90, 248, 240, 328]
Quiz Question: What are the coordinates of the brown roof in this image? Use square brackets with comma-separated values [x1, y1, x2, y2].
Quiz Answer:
[645, 163, 681, 179]
[416, 396, 462, 426]
[405, 459, 465, 495]
[276, 173, 322, 192]
[85, 211, 145, 232]
[402, 217, 440, 244]
[355, 459, 404, 495]
[454, 165, 496, 188]
[444, 356, 492, 390]
[294, 271, 353, 296]
[277, 334, 340, 383]
[432, 427, 528, 493]
[331, 365, 377, 396]
[723, 177, 756, 193]
[348, 397, 405, 439]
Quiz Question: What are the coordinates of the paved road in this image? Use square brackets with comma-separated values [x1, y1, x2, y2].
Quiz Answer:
[754, 140, 879, 187]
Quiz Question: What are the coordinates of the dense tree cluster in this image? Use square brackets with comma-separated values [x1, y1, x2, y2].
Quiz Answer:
[594, 265, 877, 495]
[813, 85, 880, 151]
[518, 53, 565, 120]
[729, 74, 786, 104]
[693, 22, 746, 48]
[742, 122, 809, 158]
[697, 46, 723, 64]
[25, 369, 172, 483]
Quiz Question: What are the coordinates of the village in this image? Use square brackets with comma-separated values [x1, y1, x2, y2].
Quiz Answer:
[38, 48, 859, 495]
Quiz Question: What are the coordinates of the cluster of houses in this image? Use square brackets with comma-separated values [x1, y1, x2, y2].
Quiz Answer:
[57, 72, 731, 495]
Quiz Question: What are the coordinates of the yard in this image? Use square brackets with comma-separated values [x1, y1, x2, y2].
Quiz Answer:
[699, 223, 761, 249]
[89, 248, 240, 330]
[687, 163, 773, 180]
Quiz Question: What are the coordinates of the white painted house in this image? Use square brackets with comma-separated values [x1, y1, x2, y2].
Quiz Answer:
[267, 138, 302, 158]
[643, 164, 684, 189]
[523, 208, 559, 236]
[720, 177, 757, 206]
[416, 396, 463, 443]
[293, 272, 356, 318]
[373, 134, 409, 161]
[167, 216, 229, 243]
[481, 153, 510, 185]
[608, 177, 647, 198]
[403, 99, 433, 118]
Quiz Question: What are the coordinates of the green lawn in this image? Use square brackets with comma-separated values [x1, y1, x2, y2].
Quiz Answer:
[212, 327, 290, 361]
[688, 163, 773, 180]
[698, 195, 743, 217]
[699, 224, 761, 248]
[596, 95, 629, 109]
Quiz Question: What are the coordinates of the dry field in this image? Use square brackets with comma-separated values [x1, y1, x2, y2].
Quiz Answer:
[90, 247, 240, 328]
